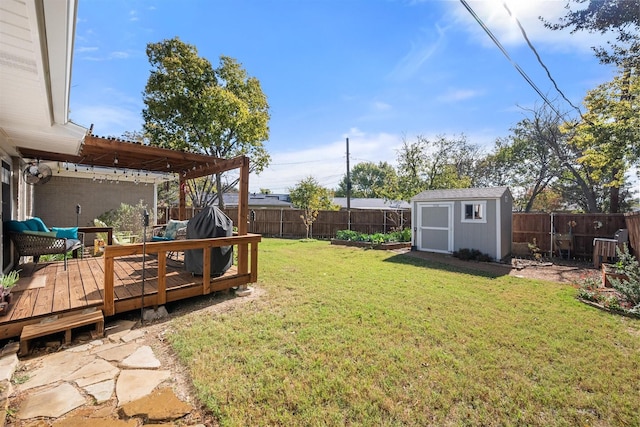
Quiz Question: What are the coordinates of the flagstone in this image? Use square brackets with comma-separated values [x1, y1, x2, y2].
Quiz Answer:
[120, 387, 192, 421]
[83, 379, 115, 404]
[94, 342, 138, 362]
[69, 358, 119, 387]
[0, 353, 19, 382]
[120, 345, 161, 369]
[17, 383, 85, 419]
[18, 352, 95, 391]
[116, 369, 170, 406]
[120, 329, 145, 343]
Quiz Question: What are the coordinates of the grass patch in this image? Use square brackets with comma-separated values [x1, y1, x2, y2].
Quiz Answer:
[169, 239, 640, 426]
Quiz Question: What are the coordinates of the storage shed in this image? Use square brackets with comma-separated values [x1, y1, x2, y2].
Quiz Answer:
[411, 187, 512, 261]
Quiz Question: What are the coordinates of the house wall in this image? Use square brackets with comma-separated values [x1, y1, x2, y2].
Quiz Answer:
[33, 176, 155, 228]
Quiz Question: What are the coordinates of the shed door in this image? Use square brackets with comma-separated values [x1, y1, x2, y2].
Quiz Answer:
[417, 202, 453, 253]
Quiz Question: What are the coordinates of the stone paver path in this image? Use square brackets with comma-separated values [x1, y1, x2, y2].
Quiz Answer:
[2, 319, 205, 426]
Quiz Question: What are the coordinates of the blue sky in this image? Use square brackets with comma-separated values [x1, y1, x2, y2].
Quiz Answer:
[70, 0, 617, 193]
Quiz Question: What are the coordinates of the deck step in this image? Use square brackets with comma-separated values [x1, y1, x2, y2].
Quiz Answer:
[19, 310, 104, 356]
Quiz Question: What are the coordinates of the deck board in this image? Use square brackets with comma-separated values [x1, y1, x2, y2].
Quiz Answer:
[0, 254, 246, 340]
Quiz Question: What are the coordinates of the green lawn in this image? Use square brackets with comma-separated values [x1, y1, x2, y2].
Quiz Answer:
[169, 238, 640, 426]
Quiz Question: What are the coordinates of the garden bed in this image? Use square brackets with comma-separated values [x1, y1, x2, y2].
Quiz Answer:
[330, 239, 411, 250]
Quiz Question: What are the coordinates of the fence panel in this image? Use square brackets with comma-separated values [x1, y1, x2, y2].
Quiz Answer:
[157, 207, 631, 259]
[313, 210, 349, 238]
[513, 212, 626, 258]
[624, 211, 640, 254]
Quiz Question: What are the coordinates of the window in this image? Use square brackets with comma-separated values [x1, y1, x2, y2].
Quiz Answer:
[461, 201, 486, 223]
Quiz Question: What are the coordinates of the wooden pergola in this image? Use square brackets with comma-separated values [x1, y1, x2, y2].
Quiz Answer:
[17, 134, 250, 232]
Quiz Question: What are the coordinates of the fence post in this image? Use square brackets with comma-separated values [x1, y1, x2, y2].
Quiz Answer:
[383, 211, 387, 233]
[550, 212, 554, 257]
[280, 209, 283, 237]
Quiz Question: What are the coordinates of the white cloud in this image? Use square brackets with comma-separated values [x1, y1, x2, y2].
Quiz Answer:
[390, 24, 447, 80]
[372, 100, 392, 111]
[70, 104, 142, 136]
[76, 46, 99, 53]
[437, 88, 484, 102]
[452, 0, 611, 55]
[250, 129, 403, 193]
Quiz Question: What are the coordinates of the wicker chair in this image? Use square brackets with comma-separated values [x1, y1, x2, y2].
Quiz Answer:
[9, 232, 84, 270]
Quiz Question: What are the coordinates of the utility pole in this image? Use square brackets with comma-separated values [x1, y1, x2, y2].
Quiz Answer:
[346, 137, 351, 212]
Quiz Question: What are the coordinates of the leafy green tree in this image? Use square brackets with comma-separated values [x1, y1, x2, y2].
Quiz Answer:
[476, 107, 564, 211]
[393, 134, 482, 200]
[563, 69, 639, 212]
[541, 0, 639, 68]
[142, 37, 271, 208]
[335, 161, 397, 198]
[289, 177, 338, 239]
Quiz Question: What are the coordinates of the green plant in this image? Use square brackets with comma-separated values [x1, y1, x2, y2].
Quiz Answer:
[608, 245, 640, 310]
[98, 200, 152, 239]
[0, 270, 20, 291]
[334, 229, 411, 244]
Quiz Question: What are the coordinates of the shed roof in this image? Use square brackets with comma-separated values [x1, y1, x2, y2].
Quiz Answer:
[411, 187, 510, 202]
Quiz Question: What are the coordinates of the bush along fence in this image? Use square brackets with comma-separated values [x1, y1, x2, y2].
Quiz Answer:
[158, 207, 632, 259]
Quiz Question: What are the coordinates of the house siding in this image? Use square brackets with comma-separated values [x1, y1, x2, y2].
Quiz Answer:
[411, 187, 513, 261]
[34, 176, 155, 227]
[453, 199, 499, 258]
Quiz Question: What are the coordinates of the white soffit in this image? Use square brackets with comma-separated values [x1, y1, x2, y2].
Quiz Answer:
[0, 0, 86, 157]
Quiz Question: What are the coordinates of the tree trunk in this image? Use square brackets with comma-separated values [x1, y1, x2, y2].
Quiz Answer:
[215, 173, 225, 210]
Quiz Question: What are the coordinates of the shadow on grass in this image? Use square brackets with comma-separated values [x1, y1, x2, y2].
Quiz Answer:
[383, 250, 512, 279]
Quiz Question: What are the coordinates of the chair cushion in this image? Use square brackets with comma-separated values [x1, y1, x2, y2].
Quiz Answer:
[51, 227, 78, 239]
[65, 239, 82, 251]
[165, 220, 189, 240]
[23, 230, 58, 238]
[4, 220, 29, 233]
[151, 236, 171, 242]
[24, 218, 49, 232]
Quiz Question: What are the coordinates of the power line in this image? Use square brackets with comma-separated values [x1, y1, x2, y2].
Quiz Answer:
[501, 2, 583, 116]
[459, 0, 564, 118]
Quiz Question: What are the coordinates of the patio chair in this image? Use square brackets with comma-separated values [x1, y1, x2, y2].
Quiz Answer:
[152, 219, 189, 260]
[4, 218, 84, 270]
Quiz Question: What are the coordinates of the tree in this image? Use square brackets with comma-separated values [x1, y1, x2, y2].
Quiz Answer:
[393, 134, 483, 200]
[477, 107, 564, 211]
[289, 177, 338, 239]
[541, 0, 639, 69]
[563, 69, 639, 212]
[335, 161, 397, 198]
[142, 37, 271, 208]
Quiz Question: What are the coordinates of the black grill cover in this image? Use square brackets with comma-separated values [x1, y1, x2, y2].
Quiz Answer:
[184, 206, 233, 276]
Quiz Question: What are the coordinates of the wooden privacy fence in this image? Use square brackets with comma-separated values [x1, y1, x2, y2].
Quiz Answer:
[158, 207, 635, 258]
[157, 207, 411, 239]
[512, 212, 627, 258]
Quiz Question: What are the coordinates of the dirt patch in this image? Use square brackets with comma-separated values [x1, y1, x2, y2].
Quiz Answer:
[401, 249, 599, 285]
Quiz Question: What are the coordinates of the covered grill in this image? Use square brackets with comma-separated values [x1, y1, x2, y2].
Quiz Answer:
[184, 206, 234, 276]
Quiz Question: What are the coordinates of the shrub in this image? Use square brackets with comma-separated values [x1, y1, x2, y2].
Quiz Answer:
[453, 248, 493, 262]
[98, 200, 152, 239]
[608, 245, 640, 310]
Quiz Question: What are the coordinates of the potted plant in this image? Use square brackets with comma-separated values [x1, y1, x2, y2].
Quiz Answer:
[0, 270, 20, 314]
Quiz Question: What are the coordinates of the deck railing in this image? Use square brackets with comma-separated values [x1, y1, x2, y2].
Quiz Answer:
[101, 233, 261, 315]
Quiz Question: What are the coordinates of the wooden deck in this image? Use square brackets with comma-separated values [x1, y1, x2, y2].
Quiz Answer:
[0, 233, 261, 341]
